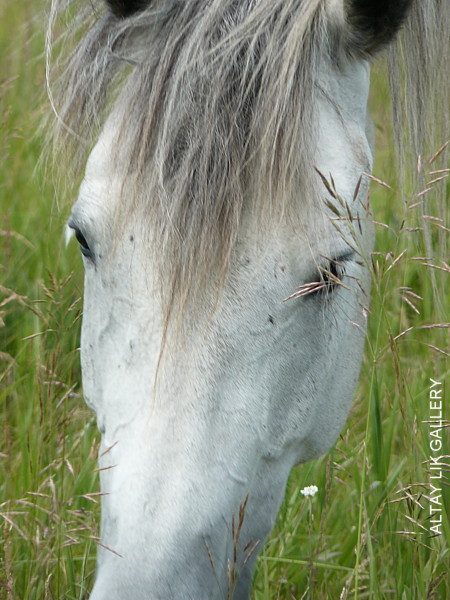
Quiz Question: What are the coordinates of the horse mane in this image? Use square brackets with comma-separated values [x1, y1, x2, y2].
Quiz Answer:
[387, 1, 449, 178]
[46, 0, 448, 339]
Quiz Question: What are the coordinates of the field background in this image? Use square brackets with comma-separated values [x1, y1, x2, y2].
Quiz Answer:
[1, 2, 448, 599]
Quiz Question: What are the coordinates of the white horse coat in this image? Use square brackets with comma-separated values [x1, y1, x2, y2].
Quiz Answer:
[47, 0, 445, 597]
[73, 60, 372, 599]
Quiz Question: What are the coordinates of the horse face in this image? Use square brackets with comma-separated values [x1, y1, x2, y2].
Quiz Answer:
[69, 55, 374, 599]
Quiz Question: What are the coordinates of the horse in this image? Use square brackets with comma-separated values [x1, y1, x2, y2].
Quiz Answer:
[46, 1, 447, 598]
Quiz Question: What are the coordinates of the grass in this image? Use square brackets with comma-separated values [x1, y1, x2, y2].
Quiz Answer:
[1, 2, 449, 599]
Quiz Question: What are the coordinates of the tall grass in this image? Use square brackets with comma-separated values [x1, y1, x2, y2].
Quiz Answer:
[1, 3, 98, 598]
[1, 2, 448, 599]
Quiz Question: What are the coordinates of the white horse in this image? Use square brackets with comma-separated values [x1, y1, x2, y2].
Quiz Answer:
[47, 1, 446, 598]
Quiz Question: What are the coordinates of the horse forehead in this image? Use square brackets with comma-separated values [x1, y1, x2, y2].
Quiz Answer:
[83, 123, 120, 188]
[83, 57, 372, 175]
[77, 58, 372, 243]
[75, 127, 126, 228]
[317, 58, 371, 127]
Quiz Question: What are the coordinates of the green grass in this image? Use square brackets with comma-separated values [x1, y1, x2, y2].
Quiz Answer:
[1, 2, 449, 599]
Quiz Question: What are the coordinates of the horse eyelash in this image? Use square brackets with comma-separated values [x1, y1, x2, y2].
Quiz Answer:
[282, 259, 350, 302]
[319, 260, 346, 290]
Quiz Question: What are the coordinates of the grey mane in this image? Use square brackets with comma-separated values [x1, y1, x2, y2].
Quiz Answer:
[46, 0, 448, 337]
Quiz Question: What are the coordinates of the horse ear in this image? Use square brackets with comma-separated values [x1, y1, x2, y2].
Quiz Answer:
[344, 0, 413, 57]
[105, 0, 149, 18]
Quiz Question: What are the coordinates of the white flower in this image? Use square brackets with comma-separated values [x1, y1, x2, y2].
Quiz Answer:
[300, 485, 318, 497]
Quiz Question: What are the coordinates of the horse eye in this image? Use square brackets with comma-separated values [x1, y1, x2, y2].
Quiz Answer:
[71, 226, 93, 258]
[318, 260, 345, 293]
[283, 255, 352, 302]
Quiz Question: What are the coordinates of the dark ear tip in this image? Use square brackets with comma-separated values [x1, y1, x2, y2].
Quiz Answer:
[105, 0, 148, 18]
[346, 0, 413, 56]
